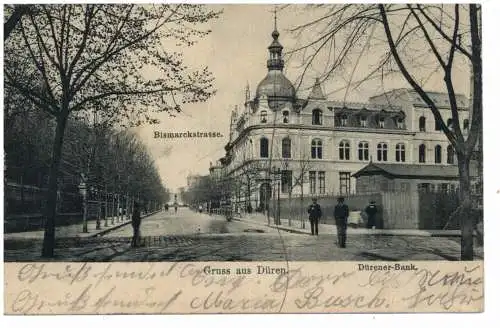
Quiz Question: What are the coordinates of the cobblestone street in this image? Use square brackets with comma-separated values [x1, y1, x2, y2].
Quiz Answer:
[4, 208, 481, 262]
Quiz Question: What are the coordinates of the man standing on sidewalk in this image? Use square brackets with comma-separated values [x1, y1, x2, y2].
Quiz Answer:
[334, 197, 349, 248]
[365, 200, 378, 229]
[131, 202, 142, 248]
[307, 198, 322, 236]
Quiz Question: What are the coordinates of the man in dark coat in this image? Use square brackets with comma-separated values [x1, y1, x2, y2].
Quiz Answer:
[334, 197, 349, 248]
[307, 198, 322, 236]
[131, 202, 142, 247]
[365, 201, 378, 229]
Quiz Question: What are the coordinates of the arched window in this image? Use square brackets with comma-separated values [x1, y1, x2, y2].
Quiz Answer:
[260, 111, 267, 123]
[419, 116, 426, 131]
[358, 141, 369, 161]
[435, 119, 442, 131]
[435, 145, 442, 164]
[378, 117, 385, 128]
[282, 137, 291, 158]
[419, 144, 426, 163]
[339, 140, 350, 160]
[377, 143, 388, 162]
[260, 137, 269, 158]
[340, 114, 348, 126]
[360, 116, 367, 127]
[282, 111, 289, 123]
[312, 109, 323, 125]
[396, 143, 405, 162]
[463, 119, 470, 134]
[397, 117, 404, 129]
[311, 139, 323, 159]
[447, 145, 455, 164]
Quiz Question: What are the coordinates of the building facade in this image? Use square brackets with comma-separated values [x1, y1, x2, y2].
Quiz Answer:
[220, 24, 470, 211]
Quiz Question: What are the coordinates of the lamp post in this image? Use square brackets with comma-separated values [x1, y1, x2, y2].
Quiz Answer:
[266, 171, 271, 226]
[111, 192, 115, 225]
[104, 186, 108, 227]
[96, 187, 101, 230]
[283, 159, 291, 227]
[78, 180, 88, 233]
[119, 194, 123, 221]
[271, 166, 281, 226]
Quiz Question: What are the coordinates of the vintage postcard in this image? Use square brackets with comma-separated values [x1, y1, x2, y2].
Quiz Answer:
[3, 3, 484, 314]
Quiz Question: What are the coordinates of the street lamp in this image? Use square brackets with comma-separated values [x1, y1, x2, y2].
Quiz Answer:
[78, 180, 88, 233]
[95, 187, 101, 230]
[283, 160, 291, 227]
[271, 165, 282, 226]
[104, 188, 109, 227]
[110, 192, 115, 225]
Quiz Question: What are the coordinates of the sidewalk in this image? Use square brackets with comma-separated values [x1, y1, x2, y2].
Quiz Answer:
[4, 211, 161, 240]
[234, 212, 462, 237]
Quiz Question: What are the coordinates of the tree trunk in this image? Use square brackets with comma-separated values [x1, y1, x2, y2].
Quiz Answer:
[458, 153, 474, 260]
[41, 114, 68, 257]
[4, 5, 28, 41]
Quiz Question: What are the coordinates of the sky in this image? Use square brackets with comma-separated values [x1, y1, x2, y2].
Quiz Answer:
[129, 4, 472, 194]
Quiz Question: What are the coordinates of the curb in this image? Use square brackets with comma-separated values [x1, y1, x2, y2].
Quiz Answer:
[86, 210, 162, 238]
[232, 217, 463, 237]
[232, 217, 312, 235]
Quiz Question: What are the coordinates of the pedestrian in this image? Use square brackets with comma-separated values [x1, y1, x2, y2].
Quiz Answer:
[334, 196, 349, 248]
[307, 197, 322, 236]
[198, 204, 203, 213]
[131, 202, 142, 248]
[165, 203, 169, 212]
[365, 200, 378, 229]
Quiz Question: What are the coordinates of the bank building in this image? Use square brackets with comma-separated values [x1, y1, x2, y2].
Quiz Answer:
[216, 22, 472, 212]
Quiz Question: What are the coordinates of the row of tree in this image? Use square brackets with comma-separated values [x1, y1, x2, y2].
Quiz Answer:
[180, 175, 233, 210]
[4, 4, 220, 257]
[5, 94, 170, 211]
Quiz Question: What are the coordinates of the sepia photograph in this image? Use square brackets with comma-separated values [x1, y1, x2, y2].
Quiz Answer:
[2, 2, 486, 314]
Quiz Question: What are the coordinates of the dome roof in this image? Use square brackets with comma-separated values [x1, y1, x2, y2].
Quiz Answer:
[255, 70, 296, 100]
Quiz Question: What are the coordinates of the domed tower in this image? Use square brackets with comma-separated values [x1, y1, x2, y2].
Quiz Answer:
[255, 14, 296, 110]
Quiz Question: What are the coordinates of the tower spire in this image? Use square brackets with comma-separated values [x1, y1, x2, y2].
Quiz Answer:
[273, 5, 277, 32]
[245, 82, 250, 103]
[267, 7, 284, 72]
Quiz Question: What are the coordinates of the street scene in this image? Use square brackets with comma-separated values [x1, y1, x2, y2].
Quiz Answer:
[4, 207, 480, 262]
[4, 4, 483, 262]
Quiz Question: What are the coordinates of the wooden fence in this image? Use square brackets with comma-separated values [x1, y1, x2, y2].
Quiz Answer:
[272, 190, 465, 230]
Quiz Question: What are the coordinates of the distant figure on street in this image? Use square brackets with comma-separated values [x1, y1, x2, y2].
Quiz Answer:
[198, 205, 203, 213]
[131, 202, 142, 248]
[165, 204, 169, 212]
[365, 201, 378, 229]
[174, 203, 178, 213]
[334, 197, 349, 248]
[307, 198, 322, 236]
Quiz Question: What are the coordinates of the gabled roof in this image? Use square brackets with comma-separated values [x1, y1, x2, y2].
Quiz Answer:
[352, 163, 471, 179]
[308, 78, 326, 100]
[369, 88, 469, 109]
[408, 90, 469, 109]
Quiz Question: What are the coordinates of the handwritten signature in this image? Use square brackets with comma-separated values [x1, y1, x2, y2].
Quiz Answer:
[8, 262, 484, 313]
